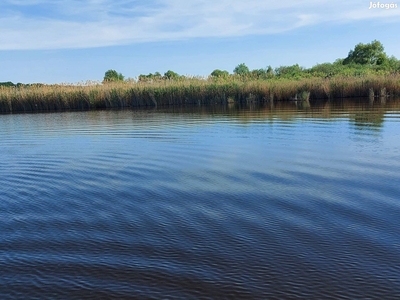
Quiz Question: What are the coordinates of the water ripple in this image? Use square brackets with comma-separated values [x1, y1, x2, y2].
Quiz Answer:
[1, 103, 400, 299]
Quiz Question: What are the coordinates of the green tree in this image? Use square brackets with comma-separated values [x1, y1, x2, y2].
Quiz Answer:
[0, 81, 15, 87]
[138, 72, 163, 82]
[266, 65, 274, 75]
[233, 63, 250, 76]
[250, 68, 267, 79]
[138, 74, 148, 82]
[343, 40, 388, 65]
[308, 63, 339, 77]
[103, 69, 124, 82]
[164, 70, 179, 80]
[275, 64, 305, 78]
[211, 69, 229, 78]
[386, 56, 400, 71]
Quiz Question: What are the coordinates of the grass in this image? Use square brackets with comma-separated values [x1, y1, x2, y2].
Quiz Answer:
[1, 74, 400, 113]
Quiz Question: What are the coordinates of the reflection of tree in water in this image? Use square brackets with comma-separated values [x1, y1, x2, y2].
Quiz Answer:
[152, 98, 400, 128]
[352, 109, 385, 132]
[295, 100, 311, 110]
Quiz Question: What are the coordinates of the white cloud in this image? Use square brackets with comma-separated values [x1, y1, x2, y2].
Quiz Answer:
[0, 0, 399, 50]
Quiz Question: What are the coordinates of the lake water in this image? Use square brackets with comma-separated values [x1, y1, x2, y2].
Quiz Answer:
[1, 100, 400, 299]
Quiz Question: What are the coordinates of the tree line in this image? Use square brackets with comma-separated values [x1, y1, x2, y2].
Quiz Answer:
[2, 40, 398, 88]
[100, 40, 398, 83]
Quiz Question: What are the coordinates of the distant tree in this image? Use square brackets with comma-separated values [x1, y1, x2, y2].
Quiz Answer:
[138, 72, 163, 82]
[103, 69, 124, 82]
[210, 69, 229, 78]
[0, 81, 15, 87]
[275, 64, 305, 78]
[164, 70, 179, 80]
[233, 63, 250, 76]
[308, 63, 338, 77]
[343, 40, 388, 65]
[250, 68, 268, 79]
[385, 56, 400, 71]
[333, 58, 345, 65]
[266, 65, 274, 75]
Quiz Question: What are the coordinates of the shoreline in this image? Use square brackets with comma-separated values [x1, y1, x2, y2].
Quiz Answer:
[1, 75, 399, 114]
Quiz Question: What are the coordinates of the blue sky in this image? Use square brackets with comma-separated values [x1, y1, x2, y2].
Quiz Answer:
[1, 0, 399, 83]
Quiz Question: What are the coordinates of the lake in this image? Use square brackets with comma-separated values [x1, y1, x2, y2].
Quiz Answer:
[1, 99, 400, 299]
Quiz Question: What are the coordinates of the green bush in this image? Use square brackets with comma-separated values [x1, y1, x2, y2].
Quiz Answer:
[103, 69, 124, 83]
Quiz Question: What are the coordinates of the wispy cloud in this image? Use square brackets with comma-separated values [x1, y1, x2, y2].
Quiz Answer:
[0, 0, 399, 50]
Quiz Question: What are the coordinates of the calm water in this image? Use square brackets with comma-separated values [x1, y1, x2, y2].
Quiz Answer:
[1, 100, 400, 299]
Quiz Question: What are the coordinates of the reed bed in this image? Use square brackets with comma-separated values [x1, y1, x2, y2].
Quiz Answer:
[1, 75, 400, 113]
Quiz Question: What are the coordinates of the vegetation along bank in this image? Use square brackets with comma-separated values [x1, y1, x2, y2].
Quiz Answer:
[1, 40, 399, 113]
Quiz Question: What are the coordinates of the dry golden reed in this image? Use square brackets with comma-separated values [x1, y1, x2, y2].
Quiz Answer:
[1, 75, 400, 113]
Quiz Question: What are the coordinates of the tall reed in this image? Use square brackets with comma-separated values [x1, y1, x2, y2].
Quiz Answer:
[1, 75, 400, 113]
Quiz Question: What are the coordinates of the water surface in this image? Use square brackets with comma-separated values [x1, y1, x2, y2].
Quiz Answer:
[1, 100, 400, 299]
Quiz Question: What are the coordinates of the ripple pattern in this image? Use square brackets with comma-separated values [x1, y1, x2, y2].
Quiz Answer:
[1, 104, 400, 299]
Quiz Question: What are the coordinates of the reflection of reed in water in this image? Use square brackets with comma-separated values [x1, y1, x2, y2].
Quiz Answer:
[289, 91, 310, 109]
[295, 100, 310, 109]
[370, 87, 389, 104]
[380, 88, 387, 104]
[369, 88, 375, 104]
[148, 97, 400, 126]
[380, 88, 386, 97]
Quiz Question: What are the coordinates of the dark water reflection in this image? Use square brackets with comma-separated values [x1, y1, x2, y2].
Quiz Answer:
[1, 99, 400, 299]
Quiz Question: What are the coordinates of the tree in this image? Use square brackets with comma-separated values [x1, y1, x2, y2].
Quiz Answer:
[0, 81, 15, 87]
[138, 72, 163, 82]
[164, 70, 179, 80]
[308, 63, 338, 77]
[210, 69, 229, 78]
[103, 69, 124, 82]
[343, 40, 388, 65]
[233, 63, 250, 76]
[385, 56, 400, 71]
[275, 64, 305, 78]
[266, 65, 274, 75]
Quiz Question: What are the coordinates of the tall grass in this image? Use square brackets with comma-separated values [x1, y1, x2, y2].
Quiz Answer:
[1, 75, 400, 113]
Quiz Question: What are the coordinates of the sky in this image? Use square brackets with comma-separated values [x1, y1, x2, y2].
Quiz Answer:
[0, 0, 399, 84]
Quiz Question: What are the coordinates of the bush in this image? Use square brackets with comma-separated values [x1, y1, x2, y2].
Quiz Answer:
[233, 63, 250, 76]
[211, 69, 230, 78]
[164, 70, 179, 80]
[103, 70, 124, 83]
